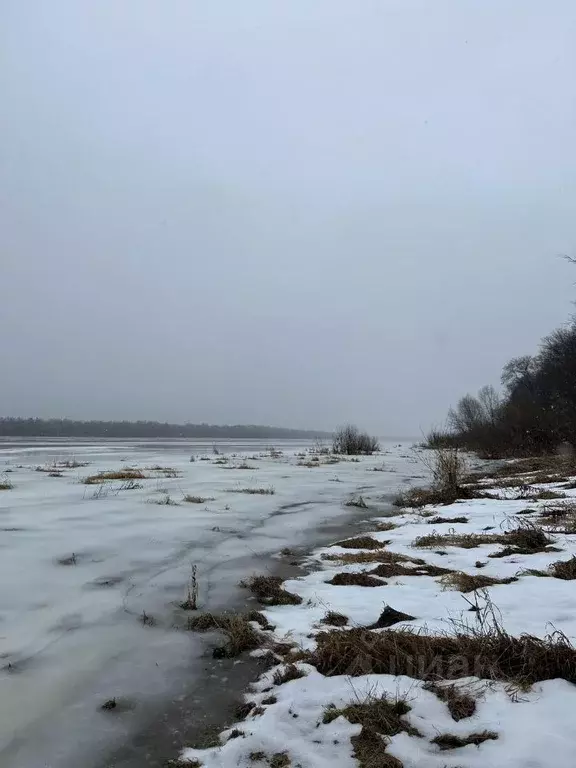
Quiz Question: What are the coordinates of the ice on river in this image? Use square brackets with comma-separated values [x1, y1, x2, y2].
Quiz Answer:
[0, 438, 421, 767]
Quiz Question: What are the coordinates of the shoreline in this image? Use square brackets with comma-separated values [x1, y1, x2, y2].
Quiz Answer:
[178, 452, 576, 768]
[0, 440, 419, 768]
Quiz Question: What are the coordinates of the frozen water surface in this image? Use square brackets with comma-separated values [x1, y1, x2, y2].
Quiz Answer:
[0, 438, 420, 767]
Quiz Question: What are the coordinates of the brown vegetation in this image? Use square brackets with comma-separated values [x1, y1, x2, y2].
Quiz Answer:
[227, 487, 275, 495]
[369, 562, 452, 578]
[309, 624, 576, 688]
[323, 695, 418, 768]
[332, 536, 386, 550]
[187, 612, 263, 657]
[414, 522, 553, 555]
[320, 611, 349, 627]
[327, 572, 384, 587]
[440, 571, 518, 592]
[243, 575, 302, 606]
[423, 681, 476, 720]
[431, 731, 498, 750]
[272, 663, 306, 685]
[83, 469, 146, 484]
[332, 425, 380, 455]
[322, 550, 426, 566]
[526, 555, 576, 580]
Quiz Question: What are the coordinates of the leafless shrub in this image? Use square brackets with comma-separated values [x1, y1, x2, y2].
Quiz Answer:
[332, 425, 380, 455]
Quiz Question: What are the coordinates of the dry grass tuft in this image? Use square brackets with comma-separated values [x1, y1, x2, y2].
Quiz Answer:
[396, 447, 477, 508]
[320, 611, 349, 627]
[374, 521, 397, 532]
[322, 550, 425, 566]
[528, 489, 567, 501]
[332, 536, 387, 550]
[244, 575, 302, 605]
[153, 494, 179, 506]
[415, 522, 553, 556]
[345, 495, 368, 509]
[184, 495, 214, 504]
[227, 486, 275, 495]
[324, 694, 418, 768]
[440, 571, 518, 593]
[0, 481, 14, 490]
[426, 515, 469, 525]
[431, 730, 498, 750]
[187, 612, 263, 656]
[83, 469, 146, 484]
[550, 557, 576, 579]
[272, 663, 306, 685]
[369, 562, 452, 579]
[269, 754, 291, 768]
[309, 624, 576, 688]
[413, 531, 499, 549]
[394, 485, 485, 508]
[526, 555, 576, 580]
[470, 455, 575, 481]
[423, 681, 476, 720]
[351, 728, 402, 768]
[327, 571, 384, 587]
[539, 501, 576, 533]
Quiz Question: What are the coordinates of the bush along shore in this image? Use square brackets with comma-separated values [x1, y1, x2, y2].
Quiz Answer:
[180, 447, 576, 768]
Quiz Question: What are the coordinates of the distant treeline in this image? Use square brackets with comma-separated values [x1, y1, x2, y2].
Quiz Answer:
[0, 418, 331, 440]
[430, 318, 576, 458]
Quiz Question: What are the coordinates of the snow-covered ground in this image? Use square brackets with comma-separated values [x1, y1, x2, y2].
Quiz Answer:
[0, 438, 421, 768]
[181, 462, 576, 768]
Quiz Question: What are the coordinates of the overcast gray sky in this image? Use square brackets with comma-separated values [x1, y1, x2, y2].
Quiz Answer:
[2, 1, 575, 435]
